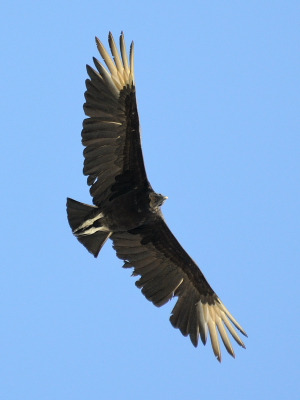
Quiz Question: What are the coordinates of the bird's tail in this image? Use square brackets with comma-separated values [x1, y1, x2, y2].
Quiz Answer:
[66, 197, 111, 257]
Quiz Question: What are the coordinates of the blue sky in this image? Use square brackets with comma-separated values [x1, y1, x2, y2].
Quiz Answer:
[1, 1, 299, 399]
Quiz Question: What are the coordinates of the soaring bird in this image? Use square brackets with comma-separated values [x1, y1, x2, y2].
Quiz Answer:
[67, 32, 247, 362]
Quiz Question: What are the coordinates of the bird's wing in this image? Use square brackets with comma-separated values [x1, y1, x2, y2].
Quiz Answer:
[111, 218, 247, 362]
[82, 32, 149, 209]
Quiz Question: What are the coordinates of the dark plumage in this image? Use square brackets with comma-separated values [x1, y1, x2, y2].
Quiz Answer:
[67, 32, 247, 362]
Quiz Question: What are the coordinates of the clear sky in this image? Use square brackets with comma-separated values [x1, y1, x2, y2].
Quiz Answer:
[1, 1, 299, 399]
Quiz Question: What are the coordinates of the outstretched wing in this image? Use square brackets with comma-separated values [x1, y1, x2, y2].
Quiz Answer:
[82, 32, 149, 209]
[112, 219, 247, 362]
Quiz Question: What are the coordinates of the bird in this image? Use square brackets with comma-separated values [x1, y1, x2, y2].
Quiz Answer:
[66, 32, 247, 362]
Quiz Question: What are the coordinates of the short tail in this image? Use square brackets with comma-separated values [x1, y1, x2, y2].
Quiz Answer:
[66, 197, 111, 257]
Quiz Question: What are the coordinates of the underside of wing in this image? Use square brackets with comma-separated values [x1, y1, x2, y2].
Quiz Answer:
[111, 219, 247, 362]
[82, 32, 149, 209]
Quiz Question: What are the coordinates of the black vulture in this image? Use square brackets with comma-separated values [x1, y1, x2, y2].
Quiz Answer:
[67, 32, 247, 362]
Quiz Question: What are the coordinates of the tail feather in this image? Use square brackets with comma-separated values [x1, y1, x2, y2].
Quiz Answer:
[66, 197, 111, 257]
[77, 231, 112, 258]
[66, 198, 97, 231]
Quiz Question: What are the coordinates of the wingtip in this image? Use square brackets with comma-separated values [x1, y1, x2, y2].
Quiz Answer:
[95, 37, 104, 55]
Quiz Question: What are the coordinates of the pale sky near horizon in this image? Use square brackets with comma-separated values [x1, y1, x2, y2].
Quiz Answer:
[1, 1, 299, 399]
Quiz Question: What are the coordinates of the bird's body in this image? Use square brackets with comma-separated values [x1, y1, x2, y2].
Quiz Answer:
[71, 186, 164, 235]
[67, 32, 247, 362]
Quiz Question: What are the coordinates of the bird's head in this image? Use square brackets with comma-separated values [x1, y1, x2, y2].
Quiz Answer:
[149, 192, 168, 210]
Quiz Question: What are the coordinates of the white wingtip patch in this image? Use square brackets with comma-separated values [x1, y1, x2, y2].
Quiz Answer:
[94, 32, 134, 96]
[195, 296, 247, 361]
